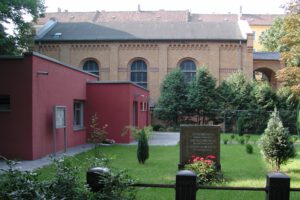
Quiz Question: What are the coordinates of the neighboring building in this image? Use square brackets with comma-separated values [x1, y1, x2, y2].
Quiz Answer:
[253, 52, 283, 88]
[0, 52, 149, 160]
[240, 14, 284, 51]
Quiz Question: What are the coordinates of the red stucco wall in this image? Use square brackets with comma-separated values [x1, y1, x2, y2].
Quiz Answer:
[0, 52, 149, 160]
[0, 57, 33, 160]
[86, 82, 149, 143]
[31, 55, 98, 159]
[0, 53, 97, 160]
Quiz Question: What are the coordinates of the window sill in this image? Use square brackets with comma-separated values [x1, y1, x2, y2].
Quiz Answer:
[0, 110, 11, 112]
[73, 127, 86, 132]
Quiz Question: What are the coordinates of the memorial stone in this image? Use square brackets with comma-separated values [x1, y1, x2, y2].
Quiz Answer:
[179, 125, 220, 169]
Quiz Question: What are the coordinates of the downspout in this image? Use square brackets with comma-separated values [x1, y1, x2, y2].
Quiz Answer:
[38, 41, 42, 53]
[240, 40, 243, 71]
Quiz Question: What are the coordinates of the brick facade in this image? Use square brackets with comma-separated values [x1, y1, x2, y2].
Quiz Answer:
[35, 37, 254, 101]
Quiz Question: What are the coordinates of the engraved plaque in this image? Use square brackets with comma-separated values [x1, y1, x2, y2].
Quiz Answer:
[179, 125, 220, 167]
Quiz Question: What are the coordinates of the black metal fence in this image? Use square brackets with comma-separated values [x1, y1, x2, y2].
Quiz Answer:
[87, 168, 300, 200]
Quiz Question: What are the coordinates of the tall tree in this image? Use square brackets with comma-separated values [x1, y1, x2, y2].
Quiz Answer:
[154, 69, 188, 126]
[187, 67, 217, 124]
[0, 0, 45, 55]
[260, 0, 300, 96]
[276, 86, 298, 134]
[259, 17, 286, 52]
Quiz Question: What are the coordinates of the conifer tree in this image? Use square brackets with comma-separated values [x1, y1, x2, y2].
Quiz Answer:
[137, 129, 149, 164]
[154, 69, 188, 126]
[187, 67, 217, 124]
[260, 108, 295, 171]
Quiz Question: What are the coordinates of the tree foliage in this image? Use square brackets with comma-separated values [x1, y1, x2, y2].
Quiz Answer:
[0, 0, 45, 55]
[188, 67, 217, 124]
[297, 101, 300, 135]
[260, 0, 300, 96]
[259, 108, 296, 171]
[155, 68, 297, 134]
[154, 69, 188, 126]
[259, 17, 286, 52]
[276, 86, 298, 133]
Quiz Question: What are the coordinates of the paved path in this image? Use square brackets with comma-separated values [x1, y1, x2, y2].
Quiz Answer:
[129, 132, 179, 146]
[0, 132, 180, 171]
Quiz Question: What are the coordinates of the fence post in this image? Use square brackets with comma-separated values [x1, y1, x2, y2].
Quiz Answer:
[266, 172, 290, 200]
[86, 167, 110, 192]
[176, 170, 197, 200]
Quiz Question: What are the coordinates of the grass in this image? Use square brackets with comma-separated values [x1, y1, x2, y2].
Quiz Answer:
[36, 143, 300, 200]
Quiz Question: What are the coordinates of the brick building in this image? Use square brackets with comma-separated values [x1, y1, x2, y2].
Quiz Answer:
[34, 10, 283, 105]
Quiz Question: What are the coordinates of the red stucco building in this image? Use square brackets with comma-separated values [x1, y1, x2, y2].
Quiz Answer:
[0, 52, 149, 160]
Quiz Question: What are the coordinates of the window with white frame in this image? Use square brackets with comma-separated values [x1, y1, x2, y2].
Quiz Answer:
[73, 101, 84, 129]
[180, 59, 196, 82]
[131, 60, 147, 88]
[83, 60, 99, 75]
[0, 95, 10, 111]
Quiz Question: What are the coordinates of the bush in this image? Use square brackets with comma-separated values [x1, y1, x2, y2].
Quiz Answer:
[238, 137, 245, 145]
[158, 127, 165, 131]
[185, 155, 223, 185]
[230, 134, 235, 140]
[0, 156, 136, 200]
[291, 135, 298, 143]
[244, 134, 251, 144]
[88, 113, 108, 148]
[259, 108, 296, 171]
[0, 160, 44, 200]
[245, 144, 253, 154]
[223, 138, 229, 145]
[152, 124, 164, 131]
[137, 129, 149, 164]
[92, 169, 136, 200]
[43, 157, 89, 199]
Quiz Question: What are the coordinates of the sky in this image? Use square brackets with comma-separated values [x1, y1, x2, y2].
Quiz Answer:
[45, 0, 289, 14]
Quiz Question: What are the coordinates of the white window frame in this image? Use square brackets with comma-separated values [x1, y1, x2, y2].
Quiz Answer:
[73, 101, 84, 130]
[130, 60, 147, 88]
[0, 95, 10, 112]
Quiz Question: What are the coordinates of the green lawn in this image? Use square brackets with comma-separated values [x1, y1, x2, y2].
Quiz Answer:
[37, 144, 300, 200]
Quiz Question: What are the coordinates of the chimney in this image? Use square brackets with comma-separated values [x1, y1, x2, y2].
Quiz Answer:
[64, 9, 68, 13]
[58, 8, 61, 12]
[239, 6, 243, 19]
[138, 4, 141, 12]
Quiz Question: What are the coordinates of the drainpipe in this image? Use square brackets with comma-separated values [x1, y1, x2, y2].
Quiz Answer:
[240, 40, 243, 71]
[38, 41, 42, 53]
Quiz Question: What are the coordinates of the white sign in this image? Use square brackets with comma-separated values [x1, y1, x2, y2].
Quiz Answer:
[54, 106, 66, 129]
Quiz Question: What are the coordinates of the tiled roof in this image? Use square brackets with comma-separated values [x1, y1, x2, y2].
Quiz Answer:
[253, 52, 280, 60]
[190, 14, 238, 22]
[37, 10, 285, 26]
[240, 14, 284, 26]
[35, 21, 245, 41]
[37, 12, 97, 25]
[94, 10, 189, 23]
[37, 10, 189, 25]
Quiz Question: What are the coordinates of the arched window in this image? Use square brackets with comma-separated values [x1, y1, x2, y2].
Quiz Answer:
[180, 59, 196, 82]
[131, 60, 147, 88]
[83, 60, 99, 75]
